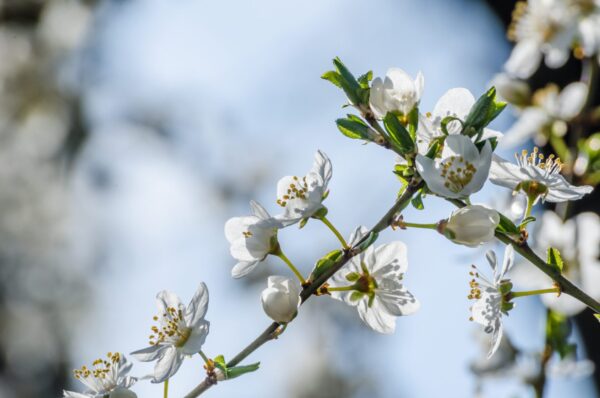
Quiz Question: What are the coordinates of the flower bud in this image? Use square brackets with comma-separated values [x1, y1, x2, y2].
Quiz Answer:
[491, 74, 531, 107]
[369, 68, 424, 119]
[261, 276, 301, 323]
[442, 205, 500, 247]
[109, 388, 137, 398]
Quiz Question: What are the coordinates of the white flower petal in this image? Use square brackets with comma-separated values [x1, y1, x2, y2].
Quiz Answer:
[432, 87, 475, 125]
[181, 321, 210, 355]
[505, 39, 543, 79]
[372, 241, 408, 274]
[184, 282, 209, 328]
[130, 345, 163, 362]
[152, 346, 184, 383]
[357, 299, 397, 334]
[231, 260, 259, 278]
[557, 82, 588, 119]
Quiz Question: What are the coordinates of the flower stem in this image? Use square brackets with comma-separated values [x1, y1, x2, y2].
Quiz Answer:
[277, 251, 306, 284]
[320, 216, 349, 249]
[198, 350, 210, 366]
[402, 222, 438, 230]
[511, 288, 560, 299]
[327, 286, 355, 292]
[164, 379, 169, 398]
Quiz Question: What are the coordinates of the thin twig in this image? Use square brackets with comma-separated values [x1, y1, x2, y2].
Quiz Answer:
[184, 180, 423, 397]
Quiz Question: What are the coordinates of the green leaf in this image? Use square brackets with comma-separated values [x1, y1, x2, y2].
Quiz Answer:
[546, 310, 576, 359]
[310, 249, 344, 281]
[424, 137, 442, 159]
[336, 117, 372, 140]
[463, 87, 506, 137]
[357, 70, 373, 89]
[226, 362, 261, 380]
[354, 231, 379, 252]
[496, 212, 520, 234]
[383, 113, 415, 154]
[332, 57, 362, 106]
[547, 247, 564, 274]
[411, 190, 424, 210]
[321, 71, 342, 88]
[594, 313, 600, 323]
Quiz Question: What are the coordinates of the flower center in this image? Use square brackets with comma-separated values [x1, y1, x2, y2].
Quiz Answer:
[73, 352, 120, 385]
[276, 176, 308, 207]
[515, 147, 563, 178]
[439, 155, 477, 193]
[149, 306, 191, 347]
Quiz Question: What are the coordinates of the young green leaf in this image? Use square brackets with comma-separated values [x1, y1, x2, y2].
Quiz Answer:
[383, 113, 415, 154]
[336, 117, 372, 140]
[547, 247, 564, 274]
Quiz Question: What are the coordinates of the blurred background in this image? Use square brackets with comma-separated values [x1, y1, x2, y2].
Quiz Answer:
[0, 0, 597, 397]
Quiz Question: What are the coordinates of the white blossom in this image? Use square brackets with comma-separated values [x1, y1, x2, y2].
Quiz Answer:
[510, 211, 600, 316]
[63, 353, 136, 398]
[275, 150, 332, 224]
[369, 68, 424, 119]
[505, 0, 575, 78]
[489, 148, 593, 203]
[469, 245, 515, 358]
[503, 82, 588, 147]
[131, 283, 210, 383]
[225, 200, 279, 278]
[261, 276, 301, 323]
[416, 135, 492, 199]
[569, 0, 600, 59]
[416, 88, 502, 154]
[329, 240, 419, 334]
[443, 205, 500, 247]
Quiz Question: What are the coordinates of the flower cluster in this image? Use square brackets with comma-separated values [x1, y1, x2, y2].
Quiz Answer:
[505, 0, 600, 79]
[65, 33, 600, 396]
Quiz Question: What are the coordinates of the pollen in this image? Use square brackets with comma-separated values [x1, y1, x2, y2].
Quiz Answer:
[148, 306, 191, 348]
[276, 175, 309, 207]
[439, 155, 477, 193]
[73, 352, 121, 381]
[515, 147, 563, 177]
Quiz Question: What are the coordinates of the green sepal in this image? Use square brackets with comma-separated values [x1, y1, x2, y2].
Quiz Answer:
[501, 301, 514, 314]
[310, 249, 344, 281]
[499, 281, 513, 295]
[440, 116, 463, 136]
[298, 218, 309, 229]
[547, 247, 564, 274]
[463, 87, 506, 136]
[311, 206, 329, 219]
[350, 291, 364, 302]
[411, 190, 425, 210]
[383, 113, 415, 154]
[336, 117, 372, 140]
[345, 272, 360, 282]
[354, 231, 379, 252]
[474, 137, 497, 152]
[518, 216, 536, 229]
[546, 310, 576, 359]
